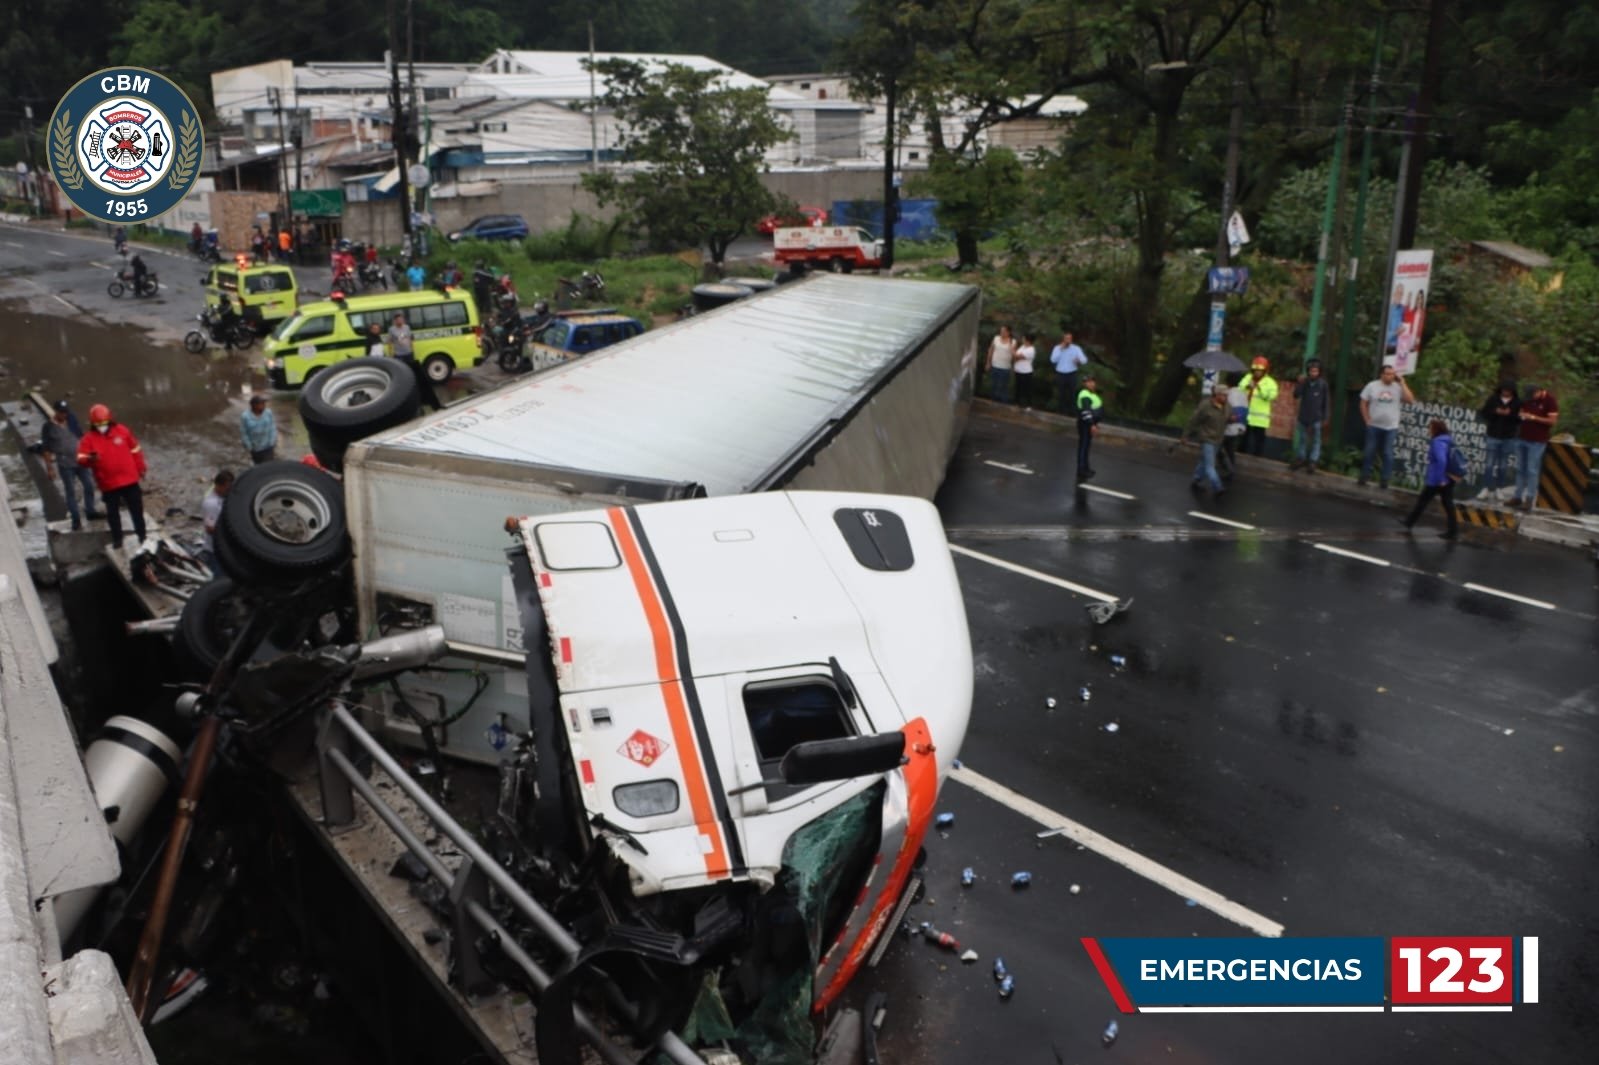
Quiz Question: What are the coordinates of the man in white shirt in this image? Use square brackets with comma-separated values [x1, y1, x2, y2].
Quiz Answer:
[1357, 362, 1416, 489]
[1050, 332, 1088, 413]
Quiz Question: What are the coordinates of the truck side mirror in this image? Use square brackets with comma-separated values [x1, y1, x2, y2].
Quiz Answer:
[779, 732, 906, 787]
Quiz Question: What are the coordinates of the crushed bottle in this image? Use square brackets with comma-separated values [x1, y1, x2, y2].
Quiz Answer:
[934, 812, 956, 830]
[1079, 686, 1092, 702]
[961, 867, 975, 887]
[1010, 871, 1032, 889]
[1110, 654, 1127, 669]
[998, 974, 1015, 999]
[1102, 1020, 1119, 1047]
[993, 957, 1009, 982]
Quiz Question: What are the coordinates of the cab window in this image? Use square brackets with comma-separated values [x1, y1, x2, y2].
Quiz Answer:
[442, 301, 469, 327]
[744, 678, 854, 772]
[572, 326, 597, 351]
[290, 314, 335, 341]
[245, 272, 286, 294]
[537, 321, 570, 347]
[216, 271, 239, 294]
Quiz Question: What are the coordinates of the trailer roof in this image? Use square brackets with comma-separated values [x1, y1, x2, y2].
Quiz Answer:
[367, 274, 977, 494]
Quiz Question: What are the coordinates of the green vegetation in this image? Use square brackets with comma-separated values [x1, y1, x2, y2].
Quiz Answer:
[581, 59, 792, 265]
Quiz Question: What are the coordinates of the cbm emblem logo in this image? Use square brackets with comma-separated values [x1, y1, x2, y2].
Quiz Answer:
[49, 68, 202, 224]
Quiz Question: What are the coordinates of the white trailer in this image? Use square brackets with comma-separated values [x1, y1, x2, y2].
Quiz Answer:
[341, 273, 980, 760]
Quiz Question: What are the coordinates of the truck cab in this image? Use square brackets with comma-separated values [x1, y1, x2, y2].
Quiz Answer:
[501, 490, 971, 1041]
[773, 226, 886, 272]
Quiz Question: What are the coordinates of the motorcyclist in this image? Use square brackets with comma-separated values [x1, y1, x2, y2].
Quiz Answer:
[215, 297, 242, 350]
[113, 225, 127, 254]
[129, 254, 150, 294]
[189, 222, 203, 254]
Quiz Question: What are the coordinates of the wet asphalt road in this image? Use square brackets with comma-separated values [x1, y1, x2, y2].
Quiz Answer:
[847, 411, 1597, 1065]
[5, 220, 1595, 1064]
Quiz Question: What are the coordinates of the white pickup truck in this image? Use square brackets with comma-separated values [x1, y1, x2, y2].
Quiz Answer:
[773, 226, 886, 272]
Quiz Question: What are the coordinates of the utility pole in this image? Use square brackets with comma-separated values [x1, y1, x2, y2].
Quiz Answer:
[1303, 83, 1353, 366]
[1375, 0, 1445, 376]
[588, 20, 599, 173]
[407, 0, 423, 254]
[21, 103, 38, 214]
[1331, 21, 1385, 443]
[881, 75, 897, 270]
[270, 86, 290, 229]
[388, 0, 411, 255]
[1200, 75, 1246, 393]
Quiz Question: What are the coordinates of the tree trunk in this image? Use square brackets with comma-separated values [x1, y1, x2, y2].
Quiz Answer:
[1122, 100, 1181, 403]
[955, 229, 980, 268]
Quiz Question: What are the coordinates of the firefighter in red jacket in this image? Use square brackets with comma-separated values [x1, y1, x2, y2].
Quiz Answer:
[76, 403, 149, 550]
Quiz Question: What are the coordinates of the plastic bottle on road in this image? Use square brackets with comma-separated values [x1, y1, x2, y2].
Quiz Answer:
[1102, 1020, 1119, 1047]
[961, 867, 975, 887]
[1011, 871, 1032, 889]
[1079, 686, 1092, 702]
[935, 812, 955, 830]
[993, 957, 1009, 982]
[997, 974, 1015, 999]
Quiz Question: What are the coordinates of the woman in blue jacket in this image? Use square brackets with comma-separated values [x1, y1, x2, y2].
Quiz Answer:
[1401, 418, 1460, 539]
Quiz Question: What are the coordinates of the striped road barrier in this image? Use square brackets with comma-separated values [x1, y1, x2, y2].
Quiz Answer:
[1537, 442, 1591, 514]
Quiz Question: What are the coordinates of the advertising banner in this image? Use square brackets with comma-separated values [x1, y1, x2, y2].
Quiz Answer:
[1384, 249, 1434, 376]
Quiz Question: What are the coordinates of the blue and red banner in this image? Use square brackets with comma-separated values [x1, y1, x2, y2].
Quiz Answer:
[1082, 936, 1538, 1013]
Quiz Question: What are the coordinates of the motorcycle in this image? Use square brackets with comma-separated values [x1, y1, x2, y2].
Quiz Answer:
[358, 259, 388, 290]
[108, 268, 159, 298]
[330, 267, 358, 296]
[554, 270, 605, 304]
[482, 309, 533, 373]
[191, 233, 222, 264]
[183, 306, 255, 353]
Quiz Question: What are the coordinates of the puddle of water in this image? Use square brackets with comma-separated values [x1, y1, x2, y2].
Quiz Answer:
[0, 300, 299, 517]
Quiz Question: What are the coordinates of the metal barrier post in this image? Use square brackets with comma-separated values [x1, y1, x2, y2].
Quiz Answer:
[316, 703, 356, 828]
[449, 857, 494, 997]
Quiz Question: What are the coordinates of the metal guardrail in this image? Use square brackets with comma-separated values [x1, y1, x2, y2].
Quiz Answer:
[315, 701, 705, 1065]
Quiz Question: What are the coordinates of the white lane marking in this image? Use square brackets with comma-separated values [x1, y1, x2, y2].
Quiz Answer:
[22, 276, 78, 311]
[3, 240, 23, 248]
[1524, 937, 1539, 1003]
[1140, 1006, 1385, 1014]
[1188, 511, 1257, 531]
[47, 250, 67, 257]
[983, 459, 1034, 475]
[90, 261, 114, 270]
[1463, 583, 1556, 611]
[1313, 543, 1392, 567]
[1391, 1006, 1515, 1013]
[948, 543, 1118, 603]
[1080, 484, 1135, 500]
[951, 765, 1285, 938]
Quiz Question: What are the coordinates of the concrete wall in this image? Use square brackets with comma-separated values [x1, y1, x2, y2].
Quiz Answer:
[210, 190, 281, 254]
[344, 169, 890, 247]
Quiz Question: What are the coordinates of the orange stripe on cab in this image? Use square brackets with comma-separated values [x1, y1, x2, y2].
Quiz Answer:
[606, 507, 730, 879]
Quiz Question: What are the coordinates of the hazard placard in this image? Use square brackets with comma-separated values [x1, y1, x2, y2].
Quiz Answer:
[619, 729, 669, 768]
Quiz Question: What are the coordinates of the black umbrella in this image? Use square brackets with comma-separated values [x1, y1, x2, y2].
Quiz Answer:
[1183, 349, 1246, 373]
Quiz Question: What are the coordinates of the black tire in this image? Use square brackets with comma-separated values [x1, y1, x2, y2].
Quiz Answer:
[422, 353, 455, 383]
[183, 330, 207, 354]
[108, 281, 125, 298]
[217, 461, 350, 585]
[173, 575, 346, 679]
[229, 324, 256, 351]
[690, 282, 754, 314]
[828, 257, 846, 273]
[297, 357, 421, 471]
[498, 345, 528, 373]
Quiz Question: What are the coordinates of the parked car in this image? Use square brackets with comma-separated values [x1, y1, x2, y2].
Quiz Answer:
[447, 214, 531, 242]
[757, 204, 828, 236]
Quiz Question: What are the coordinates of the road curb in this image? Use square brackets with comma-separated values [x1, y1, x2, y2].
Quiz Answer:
[971, 397, 1597, 555]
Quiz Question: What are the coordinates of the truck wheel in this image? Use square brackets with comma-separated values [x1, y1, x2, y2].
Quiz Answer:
[422, 353, 455, 383]
[297, 356, 420, 471]
[828, 257, 846, 273]
[173, 577, 248, 678]
[217, 461, 350, 585]
[183, 330, 207, 354]
[690, 282, 754, 314]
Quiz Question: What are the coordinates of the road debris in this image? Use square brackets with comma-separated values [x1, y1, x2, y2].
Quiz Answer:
[960, 948, 979, 964]
[1102, 1020, 1120, 1047]
[961, 867, 975, 887]
[935, 812, 956, 829]
[1104, 722, 1120, 733]
[1069, 883, 1081, 895]
[1010, 871, 1032, 889]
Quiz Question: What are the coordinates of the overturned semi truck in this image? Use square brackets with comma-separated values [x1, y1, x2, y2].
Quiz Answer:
[201, 273, 980, 1062]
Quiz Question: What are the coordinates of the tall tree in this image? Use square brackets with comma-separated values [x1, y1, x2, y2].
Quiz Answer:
[580, 58, 793, 265]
